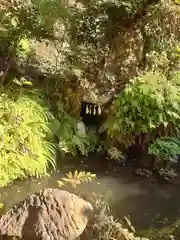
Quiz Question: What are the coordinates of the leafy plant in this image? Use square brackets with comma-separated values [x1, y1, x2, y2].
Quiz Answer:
[52, 99, 99, 156]
[148, 137, 180, 163]
[57, 170, 96, 189]
[107, 147, 125, 163]
[0, 86, 56, 187]
[105, 72, 180, 146]
[83, 192, 145, 240]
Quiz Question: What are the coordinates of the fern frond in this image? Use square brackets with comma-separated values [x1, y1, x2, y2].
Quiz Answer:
[0, 87, 56, 187]
[57, 170, 96, 189]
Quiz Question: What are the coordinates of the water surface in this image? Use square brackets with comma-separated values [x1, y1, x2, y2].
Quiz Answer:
[0, 156, 180, 234]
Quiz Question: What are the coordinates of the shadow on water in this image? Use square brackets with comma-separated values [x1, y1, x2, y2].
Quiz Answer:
[1, 154, 180, 233]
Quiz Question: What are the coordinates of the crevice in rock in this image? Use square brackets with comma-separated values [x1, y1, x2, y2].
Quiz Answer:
[80, 101, 103, 128]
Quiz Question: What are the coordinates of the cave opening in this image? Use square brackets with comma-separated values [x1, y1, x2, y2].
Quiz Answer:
[80, 101, 103, 128]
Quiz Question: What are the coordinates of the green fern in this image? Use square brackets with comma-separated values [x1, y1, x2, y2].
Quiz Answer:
[0, 86, 56, 187]
[57, 170, 96, 189]
[52, 99, 98, 156]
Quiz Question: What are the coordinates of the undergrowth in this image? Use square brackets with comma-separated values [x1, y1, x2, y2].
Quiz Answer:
[57, 171, 146, 240]
[0, 87, 56, 187]
[52, 99, 99, 156]
[148, 136, 180, 163]
[82, 193, 146, 240]
[105, 71, 180, 147]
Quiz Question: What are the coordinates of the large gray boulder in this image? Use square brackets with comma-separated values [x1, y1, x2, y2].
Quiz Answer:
[0, 188, 93, 240]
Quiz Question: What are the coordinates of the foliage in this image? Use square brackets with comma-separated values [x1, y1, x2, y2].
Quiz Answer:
[143, 0, 180, 73]
[69, 0, 162, 47]
[56, 172, 147, 239]
[63, 0, 180, 98]
[158, 168, 178, 180]
[148, 137, 180, 163]
[52, 99, 99, 156]
[83, 192, 147, 240]
[107, 147, 126, 163]
[0, 0, 180, 160]
[0, 86, 56, 187]
[0, 0, 179, 87]
[0, 0, 67, 49]
[105, 72, 180, 146]
[107, 147, 121, 160]
[140, 216, 180, 240]
[57, 170, 96, 189]
[56, 167, 145, 239]
[168, 70, 180, 86]
[0, 0, 70, 85]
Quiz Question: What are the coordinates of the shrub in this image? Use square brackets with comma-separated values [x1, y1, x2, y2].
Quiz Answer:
[148, 137, 180, 163]
[0, 87, 56, 187]
[104, 72, 180, 146]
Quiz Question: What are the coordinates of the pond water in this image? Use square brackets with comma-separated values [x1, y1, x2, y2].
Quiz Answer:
[0, 154, 180, 236]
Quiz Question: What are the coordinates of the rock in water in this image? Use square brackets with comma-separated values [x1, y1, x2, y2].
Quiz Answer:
[77, 121, 86, 135]
[0, 189, 93, 240]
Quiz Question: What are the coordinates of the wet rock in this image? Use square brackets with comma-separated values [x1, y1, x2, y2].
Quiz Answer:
[0, 189, 93, 240]
[134, 168, 153, 178]
[158, 168, 178, 181]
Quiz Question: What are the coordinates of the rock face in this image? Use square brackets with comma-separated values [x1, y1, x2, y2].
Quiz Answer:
[0, 189, 93, 240]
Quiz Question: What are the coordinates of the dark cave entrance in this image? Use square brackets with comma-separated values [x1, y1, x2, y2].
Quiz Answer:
[80, 101, 103, 128]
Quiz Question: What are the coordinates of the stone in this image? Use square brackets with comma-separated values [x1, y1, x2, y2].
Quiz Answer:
[0, 189, 93, 240]
[134, 168, 153, 178]
[77, 121, 86, 135]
